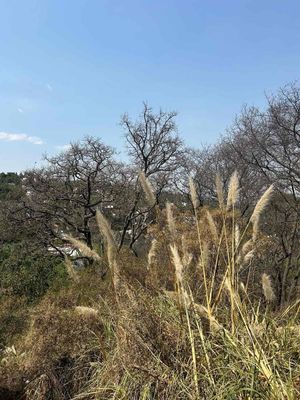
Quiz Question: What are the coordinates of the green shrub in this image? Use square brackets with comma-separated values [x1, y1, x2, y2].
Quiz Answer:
[0, 295, 28, 347]
[0, 242, 68, 303]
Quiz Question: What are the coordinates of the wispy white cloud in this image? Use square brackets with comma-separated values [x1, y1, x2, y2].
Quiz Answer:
[17, 108, 24, 114]
[0, 132, 44, 145]
[56, 144, 71, 151]
[46, 83, 53, 92]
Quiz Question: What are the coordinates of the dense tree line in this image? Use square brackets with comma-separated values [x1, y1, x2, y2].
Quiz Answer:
[0, 83, 299, 307]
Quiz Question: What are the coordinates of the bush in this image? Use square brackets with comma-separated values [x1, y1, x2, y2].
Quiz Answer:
[0, 295, 28, 347]
[0, 242, 68, 303]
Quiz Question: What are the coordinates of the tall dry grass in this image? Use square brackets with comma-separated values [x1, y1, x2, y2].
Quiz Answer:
[75, 172, 299, 399]
[1, 172, 300, 400]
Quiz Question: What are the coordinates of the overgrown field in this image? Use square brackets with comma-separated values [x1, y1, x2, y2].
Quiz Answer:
[0, 173, 299, 400]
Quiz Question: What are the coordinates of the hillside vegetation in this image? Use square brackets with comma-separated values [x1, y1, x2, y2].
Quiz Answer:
[0, 83, 299, 399]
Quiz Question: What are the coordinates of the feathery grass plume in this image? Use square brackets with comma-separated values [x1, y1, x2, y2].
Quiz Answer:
[182, 235, 193, 268]
[206, 210, 218, 244]
[3, 345, 17, 356]
[170, 244, 184, 287]
[74, 306, 99, 318]
[236, 234, 254, 264]
[250, 185, 274, 225]
[146, 238, 159, 287]
[224, 276, 238, 331]
[241, 239, 253, 256]
[243, 249, 255, 263]
[169, 244, 195, 315]
[64, 255, 79, 283]
[96, 209, 117, 250]
[240, 281, 246, 293]
[138, 171, 156, 207]
[189, 176, 200, 209]
[237, 239, 253, 265]
[96, 210, 119, 290]
[262, 273, 276, 302]
[166, 202, 176, 239]
[252, 218, 259, 242]
[201, 240, 210, 269]
[235, 224, 240, 249]
[215, 173, 224, 209]
[147, 238, 158, 270]
[64, 235, 101, 261]
[226, 170, 239, 209]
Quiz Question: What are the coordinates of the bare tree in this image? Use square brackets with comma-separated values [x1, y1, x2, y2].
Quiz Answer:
[20, 137, 118, 254]
[179, 83, 300, 305]
[122, 103, 182, 176]
[221, 83, 300, 305]
[118, 103, 184, 253]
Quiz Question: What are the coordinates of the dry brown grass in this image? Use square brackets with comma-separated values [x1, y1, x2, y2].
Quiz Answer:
[1, 172, 299, 400]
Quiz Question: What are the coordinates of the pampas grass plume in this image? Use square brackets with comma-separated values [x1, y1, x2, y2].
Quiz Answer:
[262, 273, 276, 302]
[226, 171, 239, 209]
[170, 244, 184, 286]
[244, 249, 255, 263]
[166, 202, 176, 239]
[250, 185, 274, 224]
[235, 224, 240, 248]
[147, 238, 158, 270]
[64, 256, 79, 283]
[189, 177, 200, 210]
[215, 174, 224, 209]
[96, 210, 120, 290]
[96, 209, 117, 250]
[139, 171, 156, 207]
[64, 235, 101, 261]
[75, 306, 99, 318]
[181, 235, 193, 268]
[206, 210, 218, 244]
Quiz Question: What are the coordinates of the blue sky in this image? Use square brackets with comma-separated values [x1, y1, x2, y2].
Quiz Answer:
[0, 0, 300, 172]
